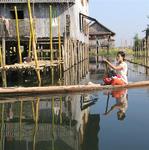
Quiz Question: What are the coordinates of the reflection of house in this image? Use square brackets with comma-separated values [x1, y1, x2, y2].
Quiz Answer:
[1, 91, 99, 150]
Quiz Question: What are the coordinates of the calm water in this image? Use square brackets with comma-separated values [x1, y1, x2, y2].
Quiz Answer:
[0, 62, 149, 150]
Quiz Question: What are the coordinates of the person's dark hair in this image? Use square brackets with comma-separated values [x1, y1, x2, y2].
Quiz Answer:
[117, 51, 125, 60]
[117, 111, 126, 121]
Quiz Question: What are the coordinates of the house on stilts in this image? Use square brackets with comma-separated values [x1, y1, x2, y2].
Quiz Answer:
[89, 20, 115, 62]
[0, 0, 90, 86]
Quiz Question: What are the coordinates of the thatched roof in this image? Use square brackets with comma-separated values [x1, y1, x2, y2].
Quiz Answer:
[89, 20, 115, 37]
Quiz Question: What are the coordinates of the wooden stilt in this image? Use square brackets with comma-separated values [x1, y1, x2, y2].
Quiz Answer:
[2, 38, 7, 87]
[28, 31, 32, 58]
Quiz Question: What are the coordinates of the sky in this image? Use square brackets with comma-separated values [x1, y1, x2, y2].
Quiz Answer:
[89, 0, 149, 47]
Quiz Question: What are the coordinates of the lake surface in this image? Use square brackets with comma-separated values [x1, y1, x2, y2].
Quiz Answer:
[0, 62, 149, 150]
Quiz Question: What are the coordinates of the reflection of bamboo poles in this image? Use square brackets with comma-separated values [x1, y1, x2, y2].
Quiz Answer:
[27, 0, 41, 86]
[32, 97, 40, 150]
[35, 97, 40, 124]
[32, 101, 35, 122]
[52, 96, 55, 150]
[19, 100, 23, 141]
[0, 104, 4, 149]
[33, 122, 38, 150]
[60, 97, 62, 124]
[14, 6, 22, 64]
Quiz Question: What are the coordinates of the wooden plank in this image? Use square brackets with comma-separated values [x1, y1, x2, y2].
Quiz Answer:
[0, 81, 149, 96]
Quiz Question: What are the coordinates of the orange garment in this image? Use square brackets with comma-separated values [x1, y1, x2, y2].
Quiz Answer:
[111, 90, 126, 99]
[111, 78, 126, 85]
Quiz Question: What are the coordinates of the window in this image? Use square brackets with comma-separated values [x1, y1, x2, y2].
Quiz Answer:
[10, 10, 24, 19]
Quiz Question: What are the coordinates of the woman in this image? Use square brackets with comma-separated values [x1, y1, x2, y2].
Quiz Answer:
[103, 51, 128, 85]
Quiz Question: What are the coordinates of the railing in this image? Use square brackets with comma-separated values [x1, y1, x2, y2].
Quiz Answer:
[0, 0, 75, 3]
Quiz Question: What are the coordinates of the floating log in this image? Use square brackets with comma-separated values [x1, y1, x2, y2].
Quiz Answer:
[0, 80, 149, 96]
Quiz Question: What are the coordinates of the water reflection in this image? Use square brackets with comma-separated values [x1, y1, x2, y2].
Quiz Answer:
[104, 89, 128, 121]
[0, 93, 99, 150]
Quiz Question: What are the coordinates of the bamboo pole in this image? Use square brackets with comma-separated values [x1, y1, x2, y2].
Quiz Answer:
[51, 66, 54, 85]
[28, 31, 32, 58]
[58, 16, 62, 80]
[14, 6, 22, 64]
[49, 5, 53, 63]
[2, 38, 7, 87]
[0, 80, 149, 95]
[27, 0, 41, 86]
[0, 47, 2, 66]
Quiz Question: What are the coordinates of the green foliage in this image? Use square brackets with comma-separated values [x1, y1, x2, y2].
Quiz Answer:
[133, 33, 141, 49]
[89, 48, 134, 58]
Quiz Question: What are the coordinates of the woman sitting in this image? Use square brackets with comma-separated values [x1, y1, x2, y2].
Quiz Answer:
[103, 51, 128, 85]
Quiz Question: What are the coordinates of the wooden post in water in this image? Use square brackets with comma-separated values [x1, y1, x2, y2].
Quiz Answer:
[14, 6, 22, 64]
[27, 0, 41, 86]
[0, 104, 4, 148]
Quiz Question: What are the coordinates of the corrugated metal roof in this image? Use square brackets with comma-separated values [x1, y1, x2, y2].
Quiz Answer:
[0, 0, 75, 3]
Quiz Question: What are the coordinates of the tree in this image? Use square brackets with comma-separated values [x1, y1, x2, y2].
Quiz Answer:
[133, 33, 141, 51]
